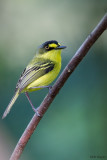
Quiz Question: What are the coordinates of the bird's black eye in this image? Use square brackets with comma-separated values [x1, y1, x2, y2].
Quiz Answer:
[45, 45, 49, 50]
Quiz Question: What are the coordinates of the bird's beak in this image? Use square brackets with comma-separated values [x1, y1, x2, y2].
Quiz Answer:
[56, 45, 67, 50]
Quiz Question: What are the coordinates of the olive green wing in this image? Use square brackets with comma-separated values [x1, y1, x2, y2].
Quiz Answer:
[16, 59, 55, 92]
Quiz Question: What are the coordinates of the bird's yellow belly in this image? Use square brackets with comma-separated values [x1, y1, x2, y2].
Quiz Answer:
[25, 63, 61, 92]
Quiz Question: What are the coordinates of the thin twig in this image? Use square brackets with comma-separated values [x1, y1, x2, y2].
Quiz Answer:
[9, 13, 107, 160]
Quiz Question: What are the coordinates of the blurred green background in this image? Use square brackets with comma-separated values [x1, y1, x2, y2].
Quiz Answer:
[0, 0, 107, 160]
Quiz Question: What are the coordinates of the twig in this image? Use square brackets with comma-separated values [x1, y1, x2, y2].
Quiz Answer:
[9, 13, 107, 160]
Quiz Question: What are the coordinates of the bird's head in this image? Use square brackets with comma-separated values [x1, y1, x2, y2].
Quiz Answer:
[37, 40, 66, 60]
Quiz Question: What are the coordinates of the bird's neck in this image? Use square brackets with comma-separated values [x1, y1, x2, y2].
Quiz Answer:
[38, 50, 62, 63]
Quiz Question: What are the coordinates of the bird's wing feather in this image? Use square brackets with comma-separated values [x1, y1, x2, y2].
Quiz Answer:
[16, 59, 55, 92]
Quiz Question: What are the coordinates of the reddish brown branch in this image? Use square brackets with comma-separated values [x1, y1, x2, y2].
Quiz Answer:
[9, 13, 107, 160]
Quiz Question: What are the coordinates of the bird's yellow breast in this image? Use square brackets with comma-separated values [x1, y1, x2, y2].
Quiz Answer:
[25, 50, 61, 92]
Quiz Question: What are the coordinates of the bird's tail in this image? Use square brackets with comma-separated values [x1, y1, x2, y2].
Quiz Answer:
[2, 89, 19, 119]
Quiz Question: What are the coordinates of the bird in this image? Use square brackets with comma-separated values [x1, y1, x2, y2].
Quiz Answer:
[2, 40, 66, 119]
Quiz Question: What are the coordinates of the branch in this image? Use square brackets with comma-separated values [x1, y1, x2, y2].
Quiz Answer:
[9, 13, 107, 160]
